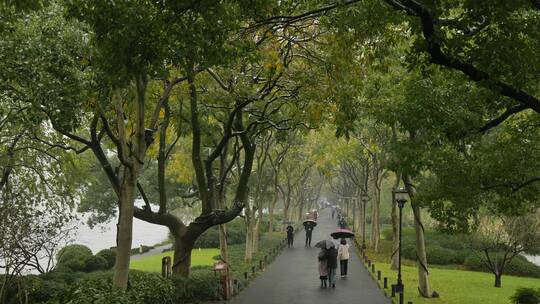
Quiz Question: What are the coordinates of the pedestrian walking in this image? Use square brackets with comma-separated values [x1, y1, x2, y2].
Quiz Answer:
[286, 225, 294, 248]
[305, 225, 314, 247]
[338, 238, 350, 277]
[331, 206, 336, 219]
[327, 243, 338, 288]
[318, 248, 328, 288]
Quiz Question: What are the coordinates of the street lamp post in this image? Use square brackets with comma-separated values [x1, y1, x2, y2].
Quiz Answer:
[393, 187, 408, 303]
[361, 193, 368, 252]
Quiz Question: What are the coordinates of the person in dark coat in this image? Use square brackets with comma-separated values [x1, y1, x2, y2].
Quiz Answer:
[286, 225, 294, 248]
[326, 245, 338, 288]
[305, 225, 314, 247]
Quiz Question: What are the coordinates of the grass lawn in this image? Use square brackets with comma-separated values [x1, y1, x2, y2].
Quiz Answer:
[372, 262, 540, 304]
[130, 248, 219, 273]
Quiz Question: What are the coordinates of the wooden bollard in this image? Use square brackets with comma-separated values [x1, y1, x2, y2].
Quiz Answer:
[252, 266, 256, 275]
[399, 292, 404, 304]
[391, 285, 396, 297]
[161, 256, 171, 278]
[368, 260, 371, 267]
[384, 277, 388, 288]
[408, 302, 413, 304]
[244, 272, 248, 280]
[377, 270, 381, 280]
[371, 264, 375, 273]
[259, 260, 263, 270]
[264, 255, 268, 265]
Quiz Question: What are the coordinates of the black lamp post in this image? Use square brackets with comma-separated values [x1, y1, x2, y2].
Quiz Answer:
[393, 187, 408, 301]
[361, 193, 368, 251]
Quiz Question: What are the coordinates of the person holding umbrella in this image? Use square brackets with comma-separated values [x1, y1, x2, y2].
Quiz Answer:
[286, 225, 294, 248]
[327, 242, 338, 288]
[337, 238, 350, 277]
[303, 220, 317, 247]
[315, 240, 334, 288]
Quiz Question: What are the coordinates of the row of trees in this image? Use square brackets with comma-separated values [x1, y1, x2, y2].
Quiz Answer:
[2, 0, 540, 298]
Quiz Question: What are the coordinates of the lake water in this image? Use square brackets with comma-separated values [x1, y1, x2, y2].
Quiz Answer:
[73, 216, 170, 254]
[525, 254, 540, 267]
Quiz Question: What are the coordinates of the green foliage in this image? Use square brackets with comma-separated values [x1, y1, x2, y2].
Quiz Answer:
[56, 244, 93, 272]
[464, 254, 540, 278]
[84, 255, 109, 272]
[511, 288, 540, 304]
[61, 271, 174, 304]
[172, 269, 219, 303]
[96, 249, 116, 269]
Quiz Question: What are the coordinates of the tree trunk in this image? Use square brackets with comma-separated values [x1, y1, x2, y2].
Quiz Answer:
[354, 195, 361, 233]
[404, 174, 432, 298]
[219, 224, 229, 262]
[268, 203, 275, 235]
[494, 273, 502, 288]
[370, 186, 381, 252]
[244, 220, 253, 263]
[113, 174, 136, 289]
[172, 233, 194, 277]
[391, 173, 400, 270]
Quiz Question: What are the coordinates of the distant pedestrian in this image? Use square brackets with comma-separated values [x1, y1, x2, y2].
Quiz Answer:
[286, 225, 294, 248]
[338, 216, 347, 229]
[327, 244, 338, 288]
[338, 239, 350, 277]
[305, 225, 314, 247]
[318, 248, 328, 288]
[331, 206, 336, 219]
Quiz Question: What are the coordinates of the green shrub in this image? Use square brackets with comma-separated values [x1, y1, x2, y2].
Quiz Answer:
[96, 249, 116, 269]
[60, 271, 174, 304]
[84, 255, 109, 272]
[510, 288, 540, 304]
[172, 269, 219, 303]
[426, 246, 457, 265]
[57, 244, 93, 272]
[464, 254, 540, 278]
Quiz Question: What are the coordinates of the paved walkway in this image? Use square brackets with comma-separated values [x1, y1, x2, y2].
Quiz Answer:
[229, 208, 390, 304]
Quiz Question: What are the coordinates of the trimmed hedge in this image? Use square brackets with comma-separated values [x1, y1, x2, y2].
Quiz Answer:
[56, 244, 93, 272]
[96, 249, 116, 269]
[172, 268, 219, 303]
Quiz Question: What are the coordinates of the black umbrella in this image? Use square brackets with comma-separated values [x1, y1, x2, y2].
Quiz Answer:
[331, 228, 355, 239]
[315, 240, 335, 249]
[303, 219, 317, 227]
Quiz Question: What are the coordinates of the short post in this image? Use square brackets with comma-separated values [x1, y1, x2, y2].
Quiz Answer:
[391, 285, 396, 297]
[377, 270, 381, 280]
[368, 260, 371, 267]
[399, 292, 404, 304]
[408, 302, 413, 304]
[371, 264, 375, 273]
[264, 255, 268, 265]
[252, 266, 256, 275]
[259, 260, 263, 270]
[244, 272, 248, 280]
[384, 277, 388, 288]
[161, 256, 172, 278]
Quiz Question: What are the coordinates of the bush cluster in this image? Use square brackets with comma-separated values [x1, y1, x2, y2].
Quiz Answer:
[56, 244, 115, 273]
[464, 254, 540, 278]
[382, 227, 540, 278]
[192, 218, 276, 248]
[511, 288, 540, 304]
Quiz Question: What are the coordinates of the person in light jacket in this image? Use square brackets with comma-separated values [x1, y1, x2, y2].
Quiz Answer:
[337, 238, 350, 277]
[318, 248, 328, 288]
